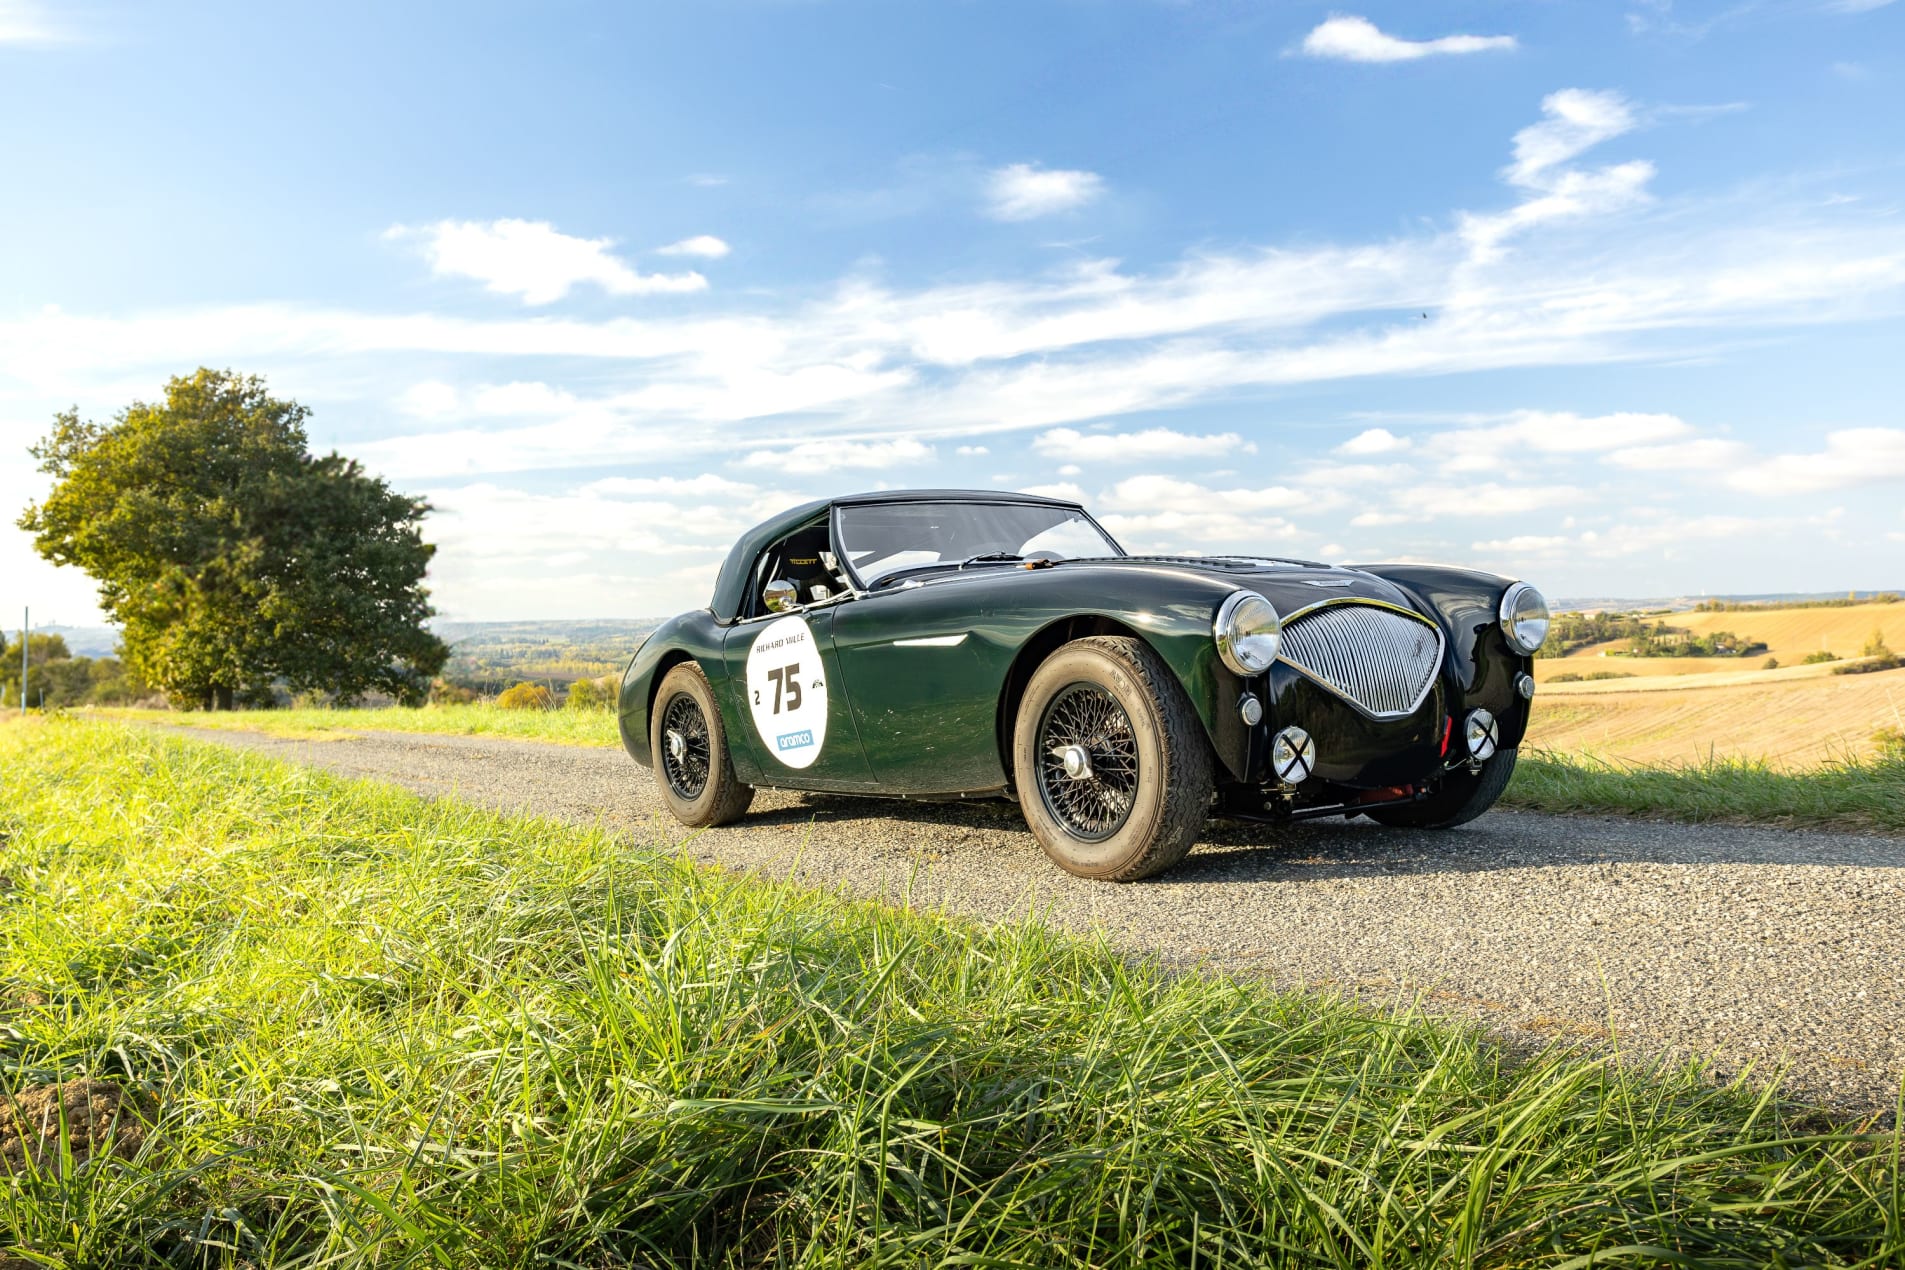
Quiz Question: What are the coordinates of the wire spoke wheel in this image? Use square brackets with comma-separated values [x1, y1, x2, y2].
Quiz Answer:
[1035, 682, 1140, 842]
[659, 692, 712, 801]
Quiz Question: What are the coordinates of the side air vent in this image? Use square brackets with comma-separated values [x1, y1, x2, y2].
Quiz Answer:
[1278, 602, 1443, 719]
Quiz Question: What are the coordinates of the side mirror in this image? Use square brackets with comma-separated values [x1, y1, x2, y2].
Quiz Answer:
[763, 578, 799, 613]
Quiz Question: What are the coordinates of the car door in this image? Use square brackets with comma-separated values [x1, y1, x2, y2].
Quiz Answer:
[721, 603, 877, 791]
[830, 582, 1010, 794]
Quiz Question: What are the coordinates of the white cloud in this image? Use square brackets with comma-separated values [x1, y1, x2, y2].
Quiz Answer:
[1367, 482, 1587, 522]
[1607, 438, 1751, 470]
[1471, 534, 1572, 553]
[1057, 463, 1081, 476]
[956, 444, 989, 456]
[739, 438, 935, 475]
[0, 1, 63, 42]
[1506, 89, 1638, 187]
[984, 163, 1105, 221]
[397, 380, 460, 419]
[1299, 14, 1516, 63]
[582, 473, 759, 499]
[656, 234, 731, 259]
[1337, 427, 1411, 455]
[1462, 89, 1651, 261]
[1435, 410, 1691, 472]
[386, 219, 707, 304]
[1033, 426, 1252, 463]
[1727, 428, 1905, 494]
[1084, 474, 1331, 550]
[1018, 482, 1088, 503]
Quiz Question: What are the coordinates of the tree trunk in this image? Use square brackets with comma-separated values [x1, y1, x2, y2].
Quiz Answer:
[213, 684, 234, 711]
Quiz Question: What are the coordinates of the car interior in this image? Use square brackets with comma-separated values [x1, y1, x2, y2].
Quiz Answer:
[743, 520, 849, 618]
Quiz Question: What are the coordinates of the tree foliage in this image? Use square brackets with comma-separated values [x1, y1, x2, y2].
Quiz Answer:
[17, 369, 448, 709]
[496, 681, 556, 710]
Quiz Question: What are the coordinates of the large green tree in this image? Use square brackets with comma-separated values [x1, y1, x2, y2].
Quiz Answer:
[18, 369, 448, 709]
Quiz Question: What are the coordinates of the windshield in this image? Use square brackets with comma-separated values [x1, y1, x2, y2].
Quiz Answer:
[837, 500, 1121, 586]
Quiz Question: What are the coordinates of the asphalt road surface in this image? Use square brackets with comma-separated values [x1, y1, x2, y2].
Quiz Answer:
[173, 725, 1905, 1115]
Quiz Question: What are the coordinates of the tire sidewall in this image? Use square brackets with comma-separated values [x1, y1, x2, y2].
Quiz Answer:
[1013, 643, 1178, 878]
[651, 663, 733, 826]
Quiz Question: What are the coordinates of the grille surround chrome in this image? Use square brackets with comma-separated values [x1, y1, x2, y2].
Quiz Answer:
[1277, 600, 1444, 720]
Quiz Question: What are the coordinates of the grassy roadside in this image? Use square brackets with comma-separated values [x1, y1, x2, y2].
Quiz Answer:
[92, 702, 621, 746]
[88, 702, 1905, 834]
[1504, 748, 1905, 833]
[1, 719, 1900, 1267]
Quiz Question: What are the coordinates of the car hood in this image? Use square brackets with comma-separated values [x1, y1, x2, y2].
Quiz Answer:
[1073, 555, 1419, 617]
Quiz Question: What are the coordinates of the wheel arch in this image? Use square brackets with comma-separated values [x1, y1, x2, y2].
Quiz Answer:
[994, 613, 1244, 788]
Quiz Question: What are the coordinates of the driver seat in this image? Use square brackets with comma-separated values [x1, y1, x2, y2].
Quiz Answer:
[777, 526, 837, 603]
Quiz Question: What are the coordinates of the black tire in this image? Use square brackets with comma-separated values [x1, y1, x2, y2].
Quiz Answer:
[651, 662, 754, 828]
[1012, 636, 1213, 881]
[1368, 748, 1517, 829]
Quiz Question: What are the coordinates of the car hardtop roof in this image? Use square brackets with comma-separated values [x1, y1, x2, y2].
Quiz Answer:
[708, 488, 1089, 622]
[832, 488, 1084, 509]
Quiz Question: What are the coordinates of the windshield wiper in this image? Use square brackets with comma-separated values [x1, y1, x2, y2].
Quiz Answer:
[957, 552, 1022, 568]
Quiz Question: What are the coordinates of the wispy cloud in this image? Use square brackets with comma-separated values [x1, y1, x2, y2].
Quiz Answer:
[1461, 89, 1654, 261]
[0, 0, 65, 43]
[1032, 426, 1252, 463]
[384, 219, 707, 304]
[1299, 14, 1517, 63]
[984, 163, 1105, 221]
[740, 438, 935, 475]
[656, 234, 731, 259]
[8, 94, 1904, 490]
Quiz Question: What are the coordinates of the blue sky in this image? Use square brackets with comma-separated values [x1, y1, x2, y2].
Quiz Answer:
[3, 0, 1903, 623]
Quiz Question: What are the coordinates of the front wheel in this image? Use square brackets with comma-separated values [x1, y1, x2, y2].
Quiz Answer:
[1367, 748, 1517, 829]
[650, 662, 754, 828]
[1012, 636, 1213, 881]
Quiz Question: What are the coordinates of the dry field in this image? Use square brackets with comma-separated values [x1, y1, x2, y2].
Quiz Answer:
[1541, 599, 1905, 680]
[1528, 603, 1905, 767]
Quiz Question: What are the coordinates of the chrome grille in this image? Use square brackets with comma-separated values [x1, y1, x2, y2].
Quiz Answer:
[1279, 603, 1443, 718]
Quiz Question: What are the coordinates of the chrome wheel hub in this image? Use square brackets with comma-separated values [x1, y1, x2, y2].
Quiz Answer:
[1057, 744, 1093, 781]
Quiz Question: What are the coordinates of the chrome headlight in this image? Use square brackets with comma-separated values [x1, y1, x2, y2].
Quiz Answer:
[1499, 582, 1550, 654]
[1215, 591, 1281, 676]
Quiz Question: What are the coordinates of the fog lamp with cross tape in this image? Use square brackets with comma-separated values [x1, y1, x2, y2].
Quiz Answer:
[1270, 725, 1316, 785]
[1463, 708, 1500, 762]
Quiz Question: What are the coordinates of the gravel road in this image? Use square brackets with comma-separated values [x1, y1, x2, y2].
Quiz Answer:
[173, 726, 1904, 1114]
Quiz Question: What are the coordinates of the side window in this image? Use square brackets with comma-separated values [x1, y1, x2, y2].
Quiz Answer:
[743, 521, 846, 619]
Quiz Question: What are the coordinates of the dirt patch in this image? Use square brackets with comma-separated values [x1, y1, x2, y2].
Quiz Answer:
[1, 1078, 152, 1174]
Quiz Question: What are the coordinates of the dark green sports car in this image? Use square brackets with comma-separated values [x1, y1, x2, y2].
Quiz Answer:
[619, 488, 1550, 881]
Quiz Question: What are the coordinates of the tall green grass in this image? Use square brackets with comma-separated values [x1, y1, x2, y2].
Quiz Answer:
[1505, 748, 1905, 833]
[93, 701, 621, 746]
[0, 719, 1899, 1267]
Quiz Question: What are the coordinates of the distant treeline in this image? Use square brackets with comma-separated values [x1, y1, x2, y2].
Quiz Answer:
[0, 631, 150, 708]
[1692, 592, 1901, 612]
[1539, 612, 1766, 660]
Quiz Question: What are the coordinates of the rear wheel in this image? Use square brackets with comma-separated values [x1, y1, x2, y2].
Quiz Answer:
[1012, 636, 1212, 881]
[1368, 748, 1517, 829]
[651, 662, 754, 828]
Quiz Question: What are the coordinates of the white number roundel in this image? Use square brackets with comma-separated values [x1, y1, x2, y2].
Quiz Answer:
[745, 615, 828, 769]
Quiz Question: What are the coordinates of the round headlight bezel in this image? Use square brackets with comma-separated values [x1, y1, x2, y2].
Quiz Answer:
[1215, 590, 1282, 677]
[1499, 582, 1550, 655]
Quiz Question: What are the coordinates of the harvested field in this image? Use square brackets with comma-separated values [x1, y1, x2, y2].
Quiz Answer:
[1528, 662, 1905, 766]
[1549, 599, 1905, 678]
